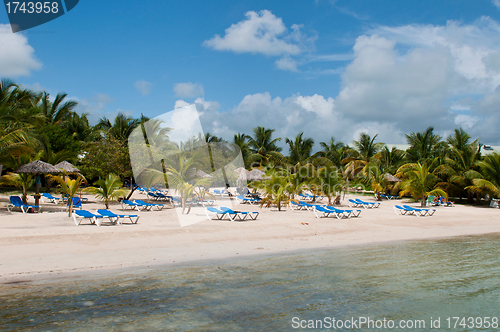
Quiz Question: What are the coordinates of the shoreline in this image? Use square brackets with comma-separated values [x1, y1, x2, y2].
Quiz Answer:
[1, 193, 499, 284]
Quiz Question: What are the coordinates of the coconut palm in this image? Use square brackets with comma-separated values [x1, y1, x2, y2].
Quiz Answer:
[342, 133, 384, 178]
[233, 133, 250, 166]
[317, 165, 344, 205]
[257, 169, 292, 211]
[435, 128, 483, 203]
[285, 132, 315, 168]
[396, 162, 448, 206]
[52, 175, 86, 217]
[97, 112, 140, 142]
[247, 127, 283, 167]
[85, 173, 129, 209]
[35, 92, 78, 125]
[0, 172, 34, 204]
[405, 127, 446, 163]
[315, 137, 346, 168]
[467, 153, 500, 199]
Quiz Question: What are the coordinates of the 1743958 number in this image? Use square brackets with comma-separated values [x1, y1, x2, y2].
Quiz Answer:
[5, 2, 59, 14]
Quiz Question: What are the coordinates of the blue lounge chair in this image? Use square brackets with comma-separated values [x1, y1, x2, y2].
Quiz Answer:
[205, 207, 237, 221]
[67, 197, 82, 210]
[352, 198, 380, 209]
[122, 199, 140, 210]
[236, 195, 260, 205]
[7, 196, 40, 213]
[41, 193, 61, 204]
[219, 207, 259, 220]
[394, 205, 421, 216]
[73, 210, 105, 226]
[289, 201, 306, 210]
[134, 199, 164, 211]
[313, 205, 346, 219]
[403, 205, 436, 216]
[97, 209, 139, 224]
[324, 205, 361, 218]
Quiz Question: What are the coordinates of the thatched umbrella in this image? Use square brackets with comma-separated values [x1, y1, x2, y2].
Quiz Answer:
[15, 160, 62, 207]
[384, 173, 401, 182]
[247, 169, 265, 181]
[55, 161, 80, 173]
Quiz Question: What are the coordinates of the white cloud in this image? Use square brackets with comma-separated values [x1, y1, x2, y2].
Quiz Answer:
[493, 0, 500, 9]
[173, 82, 204, 98]
[73, 93, 116, 124]
[275, 56, 299, 71]
[203, 10, 307, 56]
[0, 24, 41, 77]
[134, 80, 152, 96]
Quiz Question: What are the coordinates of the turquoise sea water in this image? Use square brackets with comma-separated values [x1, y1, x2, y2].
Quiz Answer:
[1, 234, 500, 331]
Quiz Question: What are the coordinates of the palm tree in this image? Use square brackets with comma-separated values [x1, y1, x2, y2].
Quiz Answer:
[435, 128, 483, 203]
[85, 173, 129, 209]
[52, 175, 86, 217]
[468, 153, 500, 199]
[315, 137, 346, 167]
[285, 132, 315, 168]
[396, 162, 447, 206]
[343, 133, 383, 178]
[233, 133, 250, 166]
[97, 112, 140, 142]
[257, 169, 292, 211]
[0, 172, 34, 204]
[247, 127, 283, 167]
[317, 165, 344, 205]
[35, 92, 78, 125]
[405, 127, 445, 163]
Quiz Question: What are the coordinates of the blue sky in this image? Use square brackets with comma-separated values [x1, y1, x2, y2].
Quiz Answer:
[2, 0, 500, 147]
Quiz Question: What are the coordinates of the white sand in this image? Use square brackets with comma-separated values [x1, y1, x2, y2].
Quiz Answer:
[0, 193, 499, 283]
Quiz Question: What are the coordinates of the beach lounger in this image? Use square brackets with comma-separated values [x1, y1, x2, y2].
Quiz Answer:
[289, 201, 306, 210]
[402, 205, 436, 216]
[41, 193, 61, 204]
[348, 199, 363, 208]
[97, 209, 139, 224]
[394, 205, 423, 216]
[7, 196, 40, 213]
[134, 199, 164, 211]
[236, 195, 260, 205]
[313, 205, 346, 219]
[353, 198, 380, 208]
[325, 205, 361, 218]
[73, 210, 106, 226]
[219, 207, 259, 220]
[205, 207, 237, 221]
[122, 199, 140, 210]
[67, 197, 82, 210]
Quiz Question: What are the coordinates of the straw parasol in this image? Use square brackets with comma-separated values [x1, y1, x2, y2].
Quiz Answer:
[15, 160, 63, 207]
[247, 168, 265, 181]
[54, 161, 80, 173]
[384, 173, 401, 182]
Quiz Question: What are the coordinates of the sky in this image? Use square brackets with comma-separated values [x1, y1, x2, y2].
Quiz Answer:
[2, 0, 500, 149]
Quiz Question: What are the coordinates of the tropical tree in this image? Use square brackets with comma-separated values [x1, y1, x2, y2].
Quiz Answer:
[396, 162, 448, 206]
[85, 173, 129, 209]
[317, 165, 344, 205]
[52, 175, 86, 217]
[233, 133, 250, 166]
[315, 137, 346, 168]
[285, 132, 315, 168]
[0, 172, 34, 204]
[435, 128, 483, 203]
[467, 153, 500, 199]
[405, 127, 446, 163]
[342, 133, 383, 178]
[97, 112, 140, 142]
[247, 127, 283, 167]
[256, 169, 292, 211]
[35, 92, 78, 125]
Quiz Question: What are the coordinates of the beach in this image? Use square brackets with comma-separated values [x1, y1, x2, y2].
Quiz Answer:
[1, 194, 499, 283]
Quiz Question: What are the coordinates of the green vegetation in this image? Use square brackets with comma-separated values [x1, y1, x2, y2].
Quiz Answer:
[1, 78, 499, 210]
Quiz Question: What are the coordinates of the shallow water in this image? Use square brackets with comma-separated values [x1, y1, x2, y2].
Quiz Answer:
[1, 234, 500, 331]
